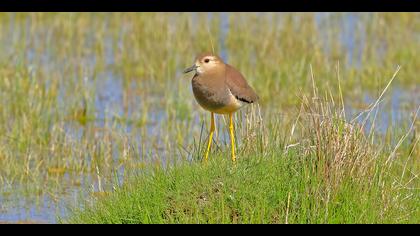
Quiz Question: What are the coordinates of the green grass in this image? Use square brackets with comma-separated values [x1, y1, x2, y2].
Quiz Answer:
[67, 144, 418, 224]
[67, 85, 419, 224]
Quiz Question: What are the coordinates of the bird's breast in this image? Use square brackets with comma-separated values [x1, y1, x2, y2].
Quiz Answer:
[191, 77, 243, 114]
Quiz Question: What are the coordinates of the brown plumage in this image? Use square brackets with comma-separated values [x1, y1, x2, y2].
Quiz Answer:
[225, 64, 259, 104]
[183, 52, 258, 162]
[184, 53, 258, 114]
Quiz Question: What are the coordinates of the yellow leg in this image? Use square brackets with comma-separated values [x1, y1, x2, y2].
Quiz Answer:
[229, 113, 236, 162]
[204, 112, 215, 162]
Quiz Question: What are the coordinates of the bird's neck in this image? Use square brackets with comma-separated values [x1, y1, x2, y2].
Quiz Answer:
[204, 64, 226, 78]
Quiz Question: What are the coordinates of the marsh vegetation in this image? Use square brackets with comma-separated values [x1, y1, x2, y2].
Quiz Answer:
[0, 13, 418, 223]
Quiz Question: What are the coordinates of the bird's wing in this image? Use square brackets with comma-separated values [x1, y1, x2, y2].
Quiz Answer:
[225, 64, 259, 104]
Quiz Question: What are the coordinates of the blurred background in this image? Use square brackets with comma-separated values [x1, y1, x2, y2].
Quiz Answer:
[0, 12, 418, 223]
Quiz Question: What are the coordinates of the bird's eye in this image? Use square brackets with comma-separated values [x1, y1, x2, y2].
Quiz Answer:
[204, 58, 210, 63]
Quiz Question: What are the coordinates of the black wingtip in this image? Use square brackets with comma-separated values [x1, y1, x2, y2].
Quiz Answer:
[235, 96, 253, 104]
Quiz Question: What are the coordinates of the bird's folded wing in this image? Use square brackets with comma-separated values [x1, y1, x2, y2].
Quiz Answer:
[225, 64, 259, 104]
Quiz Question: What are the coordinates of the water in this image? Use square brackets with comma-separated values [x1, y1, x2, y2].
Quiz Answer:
[345, 86, 420, 136]
[0, 13, 418, 223]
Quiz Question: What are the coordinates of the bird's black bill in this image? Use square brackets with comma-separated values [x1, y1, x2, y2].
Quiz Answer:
[183, 64, 197, 74]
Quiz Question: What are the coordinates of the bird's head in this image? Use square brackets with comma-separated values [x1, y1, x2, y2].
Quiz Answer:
[183, 53, 224, 76]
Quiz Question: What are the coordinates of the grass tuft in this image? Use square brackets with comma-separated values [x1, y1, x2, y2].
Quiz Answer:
[67, 67, 419, 223]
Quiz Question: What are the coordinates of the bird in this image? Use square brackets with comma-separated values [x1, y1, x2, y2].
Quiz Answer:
[183, 53, 259, 162]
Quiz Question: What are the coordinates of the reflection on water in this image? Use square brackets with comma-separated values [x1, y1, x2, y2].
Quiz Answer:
[0, 13, 418, 223]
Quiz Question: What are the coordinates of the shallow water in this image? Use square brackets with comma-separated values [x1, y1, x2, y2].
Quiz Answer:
[0, 13, 418, 223]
